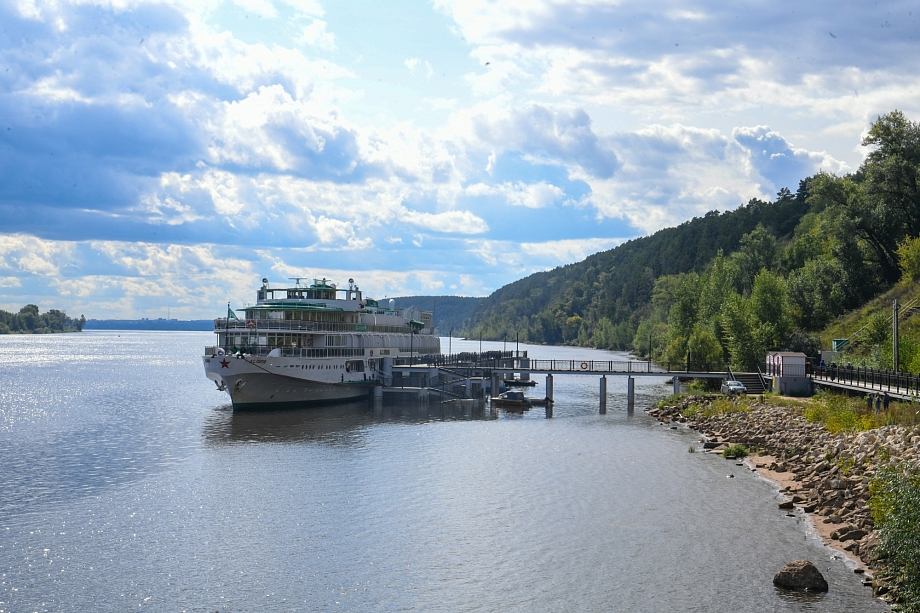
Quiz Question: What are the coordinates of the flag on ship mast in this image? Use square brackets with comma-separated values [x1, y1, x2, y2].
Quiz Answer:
[227, 303, 239, 320]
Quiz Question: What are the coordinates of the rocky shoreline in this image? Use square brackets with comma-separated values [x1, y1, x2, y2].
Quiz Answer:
[647, 394, 920, 605]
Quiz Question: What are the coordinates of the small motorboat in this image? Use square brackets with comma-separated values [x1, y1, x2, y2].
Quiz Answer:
[490, 390, 531, 409]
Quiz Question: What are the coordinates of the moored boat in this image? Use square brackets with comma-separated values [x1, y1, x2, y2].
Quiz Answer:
[490, 390, 531, 409]
[202, 277, 439, 410]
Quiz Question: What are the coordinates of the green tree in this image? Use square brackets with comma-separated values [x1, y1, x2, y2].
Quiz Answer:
[786, 257, 846, 330]
[734, 225, 778, 293]
[564, 315, 583, 344]
[687, 325, 724, 365]
[897, 235, 920, 283]
[863, 311, 890, 345]
[862, 110, 920, 239]
[19, 304, 39, 332]
[593, 317, 616, 349]
[750, 269, 792, 348]
[698, 250, 738, 322]
[721, 292, 763, 370]
[667, 273, 701, 340]
[810, 111, 920, 286]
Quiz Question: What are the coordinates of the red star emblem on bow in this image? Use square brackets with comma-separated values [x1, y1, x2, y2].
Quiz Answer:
[220, 359, 230, 368]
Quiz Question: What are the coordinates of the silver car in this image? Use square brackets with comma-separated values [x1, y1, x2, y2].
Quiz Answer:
[721, 380, 747, 396]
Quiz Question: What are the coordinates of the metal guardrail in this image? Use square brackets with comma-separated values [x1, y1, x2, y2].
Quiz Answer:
[812, 365, 920, 395]
[395, 351, 522, 367]
[205, 346, 365, 358]
[408, 355, 732, 374]
[525, 360, 731, 373]
[213, 318, 427, 335]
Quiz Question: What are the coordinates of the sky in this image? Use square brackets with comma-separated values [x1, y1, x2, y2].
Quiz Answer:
[0, 0, 918, 319]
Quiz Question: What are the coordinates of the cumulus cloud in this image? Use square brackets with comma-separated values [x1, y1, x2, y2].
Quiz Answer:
[453, 102, 620, 179]
[583, 123, 832, 233]
[466, 181, 566, 208]
[298, 19, 337, 51]
[466, 236, 628, 270]
[732, 126, 849, 193]
[405, 58, 434, 78]
[399, 209, 489, 234]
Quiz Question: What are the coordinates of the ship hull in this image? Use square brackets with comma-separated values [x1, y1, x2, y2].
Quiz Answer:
[229, 373, 373, 410]
[203, 355, 376, 410]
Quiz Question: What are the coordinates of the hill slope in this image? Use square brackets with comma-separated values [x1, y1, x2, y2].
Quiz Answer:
[462, 111, 920, 373]
[464, 186, 810, 346]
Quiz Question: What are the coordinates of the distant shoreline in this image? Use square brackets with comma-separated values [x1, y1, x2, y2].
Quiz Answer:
[84, 319, 213, 331]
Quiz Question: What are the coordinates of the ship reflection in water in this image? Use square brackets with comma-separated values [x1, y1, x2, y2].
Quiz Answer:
[202, 398, 498, 446]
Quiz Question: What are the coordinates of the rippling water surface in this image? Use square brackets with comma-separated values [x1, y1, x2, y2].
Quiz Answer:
[0, 332, 889, 612]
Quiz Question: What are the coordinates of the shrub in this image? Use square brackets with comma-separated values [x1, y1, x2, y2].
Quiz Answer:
[690, 377, 721, 392]
[722, 443, 749, 459]
[869, 464, 920, 611]
[803, 393, 874, 433]
[656, 394, 685, 409]
[682, 396, 749, 419]
[802, 392, 920, 432]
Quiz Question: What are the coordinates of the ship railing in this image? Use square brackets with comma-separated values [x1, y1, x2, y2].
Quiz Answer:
[204, 346, 366, 358]
[214, 318, 431, 335]
[403, 350, 519, 367]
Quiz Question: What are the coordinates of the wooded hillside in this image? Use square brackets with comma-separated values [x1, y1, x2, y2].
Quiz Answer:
[463, 111, 920, 371]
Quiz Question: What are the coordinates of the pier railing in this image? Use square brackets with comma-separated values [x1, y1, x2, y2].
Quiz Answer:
[214, 317, 423, 335]
[407, 353, 731, 375]
[397, 350, 520, 367]
[812, 364, 920, 396]
[525, 360, 730, 373]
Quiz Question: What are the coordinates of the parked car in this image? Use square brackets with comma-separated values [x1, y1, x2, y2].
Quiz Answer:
[721, 380, 747, 396]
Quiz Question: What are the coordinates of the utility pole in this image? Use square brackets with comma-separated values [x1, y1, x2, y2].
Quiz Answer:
[894, 299, 900, 372]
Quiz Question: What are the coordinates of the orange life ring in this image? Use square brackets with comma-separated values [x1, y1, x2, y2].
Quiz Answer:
[306, 337, 313, 347]
[246, 319, 256, 328]
[580, 362, 589, 370]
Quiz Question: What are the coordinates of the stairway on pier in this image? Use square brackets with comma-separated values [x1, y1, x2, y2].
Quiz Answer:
[734, 372, 768, 394]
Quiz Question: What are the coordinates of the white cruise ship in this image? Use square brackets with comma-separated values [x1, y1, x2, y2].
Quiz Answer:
[203, 277, 439, 409]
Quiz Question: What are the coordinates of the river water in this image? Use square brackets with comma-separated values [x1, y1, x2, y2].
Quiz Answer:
[0, 331, 889, 612]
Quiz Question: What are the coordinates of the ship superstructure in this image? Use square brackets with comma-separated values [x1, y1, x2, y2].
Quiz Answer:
[203, 277, 439, 409]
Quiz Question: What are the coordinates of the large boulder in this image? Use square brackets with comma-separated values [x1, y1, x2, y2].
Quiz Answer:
[773, 560, 829, 592]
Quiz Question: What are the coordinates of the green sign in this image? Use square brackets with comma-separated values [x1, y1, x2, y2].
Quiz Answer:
[355, 324, 367, 332]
